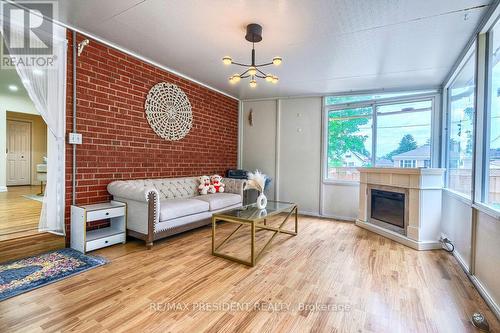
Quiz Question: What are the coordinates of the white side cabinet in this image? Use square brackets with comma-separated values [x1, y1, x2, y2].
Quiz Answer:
[71, 201, 127, 253]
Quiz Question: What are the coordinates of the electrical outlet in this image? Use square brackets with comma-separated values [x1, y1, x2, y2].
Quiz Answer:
[68, 133, 83, 145]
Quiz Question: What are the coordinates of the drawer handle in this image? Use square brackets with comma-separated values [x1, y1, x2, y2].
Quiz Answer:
[105, 240, 109, 244]
[105, 212, 109, 216]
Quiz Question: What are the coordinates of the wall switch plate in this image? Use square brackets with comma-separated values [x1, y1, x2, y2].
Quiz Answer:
[69, 133, 83, 145]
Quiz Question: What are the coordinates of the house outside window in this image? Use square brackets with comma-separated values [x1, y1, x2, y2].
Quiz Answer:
[393, 145, 430, 168]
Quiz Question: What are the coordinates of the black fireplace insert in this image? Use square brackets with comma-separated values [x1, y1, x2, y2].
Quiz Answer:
[370, 189, 405, 230]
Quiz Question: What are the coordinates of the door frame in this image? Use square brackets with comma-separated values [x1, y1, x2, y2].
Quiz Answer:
[6, 118, 32, 186]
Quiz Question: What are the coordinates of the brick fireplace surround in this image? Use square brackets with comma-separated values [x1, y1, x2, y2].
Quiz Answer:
[65, 32, 239, 244]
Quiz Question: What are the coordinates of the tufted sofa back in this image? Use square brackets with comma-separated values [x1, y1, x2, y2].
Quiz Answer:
[115, 177, 200, 200]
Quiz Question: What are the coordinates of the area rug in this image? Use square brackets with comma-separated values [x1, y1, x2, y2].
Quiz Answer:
[22, 194, 44, 203]
[0, 248, 107, 301]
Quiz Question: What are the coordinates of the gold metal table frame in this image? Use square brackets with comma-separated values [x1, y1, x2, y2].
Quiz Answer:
[211, 202, 298, 266]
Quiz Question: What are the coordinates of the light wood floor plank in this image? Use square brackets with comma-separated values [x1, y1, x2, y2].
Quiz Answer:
[0, 186, 41, 236]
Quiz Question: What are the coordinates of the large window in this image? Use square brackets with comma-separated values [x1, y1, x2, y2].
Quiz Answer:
[446, 53, 475, 198]
[327, 106, 372, 181]
[485, 23, 500, 210]
[326, 95, 434, 181]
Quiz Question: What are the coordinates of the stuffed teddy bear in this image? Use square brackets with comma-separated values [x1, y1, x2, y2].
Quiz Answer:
[210, 174, 225, 193]
[198, 175, 213, 195]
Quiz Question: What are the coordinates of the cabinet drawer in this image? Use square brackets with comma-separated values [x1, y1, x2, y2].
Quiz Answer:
[86, 233, 125, 252]
[87, 207, 125, 222]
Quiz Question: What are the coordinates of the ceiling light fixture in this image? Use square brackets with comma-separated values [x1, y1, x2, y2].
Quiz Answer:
[8, 84, 18, 91]
[222, 23, 282, 88]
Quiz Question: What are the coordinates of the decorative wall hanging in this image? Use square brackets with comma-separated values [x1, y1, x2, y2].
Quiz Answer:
[222, 23, 282, 88]
[145, 82, 192, 141]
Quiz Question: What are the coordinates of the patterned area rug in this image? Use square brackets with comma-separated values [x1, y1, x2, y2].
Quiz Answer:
[0, 248, 107, 301]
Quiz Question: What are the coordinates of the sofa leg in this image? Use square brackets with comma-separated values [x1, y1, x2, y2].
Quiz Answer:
[146, 241, 153, 249]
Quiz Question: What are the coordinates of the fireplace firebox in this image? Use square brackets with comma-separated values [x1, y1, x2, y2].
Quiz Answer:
[370, 189, 406, 234]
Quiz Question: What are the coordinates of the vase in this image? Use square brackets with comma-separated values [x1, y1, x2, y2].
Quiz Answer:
[256, 192, 267, 209]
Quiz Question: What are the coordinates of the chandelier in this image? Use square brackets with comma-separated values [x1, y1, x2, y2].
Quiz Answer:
[222, 23, 282, 88]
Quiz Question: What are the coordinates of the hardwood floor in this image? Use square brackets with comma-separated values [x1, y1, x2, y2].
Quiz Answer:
[0, 186, 65, 263]
[0, 186, 42, 236]
[0, 216, 498, 332]
[0, 233, 65, 263]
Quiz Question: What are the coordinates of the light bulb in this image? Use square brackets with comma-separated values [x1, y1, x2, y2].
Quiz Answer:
[272, 76, 279, 84]
[222, 56, 232, 65]
[249, 80, 257, 88]
[265, 74, 273, 82]
[229, 76, 235, 84]
[232, 74, 241, 83]
[272, 57, 282, 66]
[248, 66, 257, 76]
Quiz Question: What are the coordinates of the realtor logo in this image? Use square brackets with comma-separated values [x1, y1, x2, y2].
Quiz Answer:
[1, 1, 57, 68]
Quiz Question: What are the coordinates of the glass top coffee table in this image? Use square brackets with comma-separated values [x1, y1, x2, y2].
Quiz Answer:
[211, 201, 298, 266]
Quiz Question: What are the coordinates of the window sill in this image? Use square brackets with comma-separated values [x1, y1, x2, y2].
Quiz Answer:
[472, 203, 500, 220]
[443, 188, 472, 205]
[323, 180, 360, 186]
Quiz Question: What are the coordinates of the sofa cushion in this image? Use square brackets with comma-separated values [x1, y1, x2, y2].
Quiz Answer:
[193, 193, 242, 211]
[159, 198, 209, 221]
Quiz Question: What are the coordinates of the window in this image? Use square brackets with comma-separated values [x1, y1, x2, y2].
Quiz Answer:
[400, 160, 416, 168]
[327, 106, 372, 181]
[325, 94, 435, 181]
[446, 53, 475, 198]
[485, 23, 500, 210]
[375, 101, 432, 168]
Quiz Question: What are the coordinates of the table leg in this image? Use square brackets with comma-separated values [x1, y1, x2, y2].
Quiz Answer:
[211, 216, 216, 255]
[251, 222, 256, 266]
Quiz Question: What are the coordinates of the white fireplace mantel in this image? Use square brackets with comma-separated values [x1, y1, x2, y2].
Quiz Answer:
[356, 167, 445, 250]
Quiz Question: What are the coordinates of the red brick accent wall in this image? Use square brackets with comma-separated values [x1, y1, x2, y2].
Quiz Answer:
[65, 32, 239, 242]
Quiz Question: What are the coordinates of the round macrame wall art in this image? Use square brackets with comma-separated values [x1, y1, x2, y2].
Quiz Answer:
[145, 82, 193, 141]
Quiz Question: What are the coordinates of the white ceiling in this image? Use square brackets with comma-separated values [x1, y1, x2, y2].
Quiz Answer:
[53, 0, 491, 99]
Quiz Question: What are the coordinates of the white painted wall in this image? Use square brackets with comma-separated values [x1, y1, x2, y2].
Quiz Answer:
[241, 100, 277, 200]
[0, 93, 38, 191]
[321, 184, 359, 220]
[475, 211, 500, 315]
[441, 190, 500, 317]
[278, 98, 321, 214]
[241, 97, 355, 217]
[441, 191, 473, 269]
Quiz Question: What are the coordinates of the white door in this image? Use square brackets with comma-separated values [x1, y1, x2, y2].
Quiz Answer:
[7, 120, 31, 186]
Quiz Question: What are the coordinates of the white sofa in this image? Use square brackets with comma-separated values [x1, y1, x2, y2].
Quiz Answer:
[107, 177, 246, 248]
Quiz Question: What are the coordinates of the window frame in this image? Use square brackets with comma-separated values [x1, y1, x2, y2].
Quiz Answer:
[480, 25, 500, 212]
[443, 48, 477, 201]
[323, 92, 438, 184]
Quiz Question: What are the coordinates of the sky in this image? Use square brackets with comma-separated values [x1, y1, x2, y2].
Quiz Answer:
[353, 101, 432, 159]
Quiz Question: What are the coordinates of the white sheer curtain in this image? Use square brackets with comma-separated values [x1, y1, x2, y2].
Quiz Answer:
[1, 10, 67, 234]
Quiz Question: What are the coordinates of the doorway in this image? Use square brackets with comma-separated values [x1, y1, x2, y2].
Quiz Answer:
[1, 112, 47, 237]
[7, 120, 31, 186]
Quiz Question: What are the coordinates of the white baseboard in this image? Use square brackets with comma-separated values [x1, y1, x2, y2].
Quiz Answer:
[0, 186, 7, 192]
[470, 275, 500, 320]
[298, 210, 356, 222]
[355, 219, 441, 250]
[449, 247, 500, 321]
[298, 210, 320, 217]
